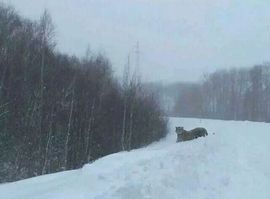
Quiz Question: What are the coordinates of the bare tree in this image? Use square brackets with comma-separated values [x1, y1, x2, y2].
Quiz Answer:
[42, 106, 54, 174]
[64, 83, 75, 169]
[121, 55, 130, 151]
[85, 98, 96, 162]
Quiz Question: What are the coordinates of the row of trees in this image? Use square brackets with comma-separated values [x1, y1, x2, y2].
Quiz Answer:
[174, 64, 270, 122]
[0, 4, 167, 183]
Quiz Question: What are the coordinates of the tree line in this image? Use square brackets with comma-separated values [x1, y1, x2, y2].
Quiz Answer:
[174, 64, 270, 122]
[0, 4, 167, 183]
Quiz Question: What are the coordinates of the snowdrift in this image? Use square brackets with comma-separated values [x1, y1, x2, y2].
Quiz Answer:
[1, 117, 270, 199]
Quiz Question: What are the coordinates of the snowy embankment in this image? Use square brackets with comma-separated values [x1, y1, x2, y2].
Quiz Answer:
[1, 117, 270, 199]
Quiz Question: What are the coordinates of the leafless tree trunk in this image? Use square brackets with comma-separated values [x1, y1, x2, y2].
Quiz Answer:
[85, 98, 96, 162]
[42, 108, 54, 174]
[38, 10, 54, 156]
[121, 55, 130, 151]
[121, 100, 127, 151]
[127, 103, 134, 151]
[64, 88, 75, 169]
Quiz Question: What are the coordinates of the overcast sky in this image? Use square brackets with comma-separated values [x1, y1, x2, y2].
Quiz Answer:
[3, 0, 270, 82]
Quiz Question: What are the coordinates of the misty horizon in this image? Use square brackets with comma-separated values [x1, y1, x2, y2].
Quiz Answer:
[2, 0, 270, 83]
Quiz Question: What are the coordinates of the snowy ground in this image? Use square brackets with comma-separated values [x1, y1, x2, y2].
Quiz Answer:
[1, 117, 270, 199]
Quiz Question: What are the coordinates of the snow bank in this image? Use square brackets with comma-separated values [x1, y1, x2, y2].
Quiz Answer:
[1, 117, 270, 199]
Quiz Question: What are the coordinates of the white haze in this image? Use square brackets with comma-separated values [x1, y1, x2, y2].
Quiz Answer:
[3, 0, 270, 82]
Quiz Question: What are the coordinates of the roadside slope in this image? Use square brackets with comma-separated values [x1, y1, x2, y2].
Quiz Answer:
[1, 117, 270, 199]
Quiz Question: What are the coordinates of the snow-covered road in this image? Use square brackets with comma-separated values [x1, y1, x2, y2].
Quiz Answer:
[1, 117, 270, 199]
